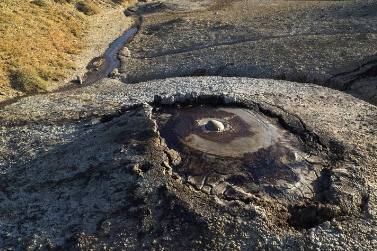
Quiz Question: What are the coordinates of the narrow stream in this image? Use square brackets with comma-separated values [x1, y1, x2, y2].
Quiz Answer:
[0, 27, 138, 109]
[83, 27, 138, 85]
[105, 27, 138, 76]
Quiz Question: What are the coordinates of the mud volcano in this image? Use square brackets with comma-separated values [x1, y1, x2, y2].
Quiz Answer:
[154, 105, 326, 202]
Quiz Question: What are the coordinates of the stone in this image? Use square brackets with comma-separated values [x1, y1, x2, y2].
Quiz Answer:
[121, 47, 131, 57]
[77, 76, 83, 85]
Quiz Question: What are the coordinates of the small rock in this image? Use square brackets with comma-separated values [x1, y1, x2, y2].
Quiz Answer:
[187, 175, 205, 189]
[77, 76, 83, 85]
[109, 68, 119, 78]
[121, 47, 131, 57]
[201, 185, 211, 194]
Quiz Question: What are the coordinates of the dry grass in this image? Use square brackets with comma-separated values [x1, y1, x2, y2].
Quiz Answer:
[10, 66, 48, 94]
[31, 0, 49, 7]
[112, 0, 134, 5]
[76, 1, 101, 15]
[0, 0, 86, 94]
[0, 0, 135, 97]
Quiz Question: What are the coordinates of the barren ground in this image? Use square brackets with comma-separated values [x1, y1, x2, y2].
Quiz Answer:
[0, 0, 376, 250]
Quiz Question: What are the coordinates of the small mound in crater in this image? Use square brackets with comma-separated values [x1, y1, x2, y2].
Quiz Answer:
[154, 105, 324, 202]
[205, 119, 224, 131]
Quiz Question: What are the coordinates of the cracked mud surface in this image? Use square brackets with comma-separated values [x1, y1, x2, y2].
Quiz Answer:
[0, 76, 376, 250]
[1, 0, 377, 250]
[154, 105, 323, 200]
[119, 0, 377, 104]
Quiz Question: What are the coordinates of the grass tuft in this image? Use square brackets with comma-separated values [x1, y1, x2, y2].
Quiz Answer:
[11, 67, 48, 94]
[76, 1, 101, 15]
[0, 0, 86, 94]
[54, 0, 74, 3]
[112, 0, 134, 5]
[31, 0, 48, 7]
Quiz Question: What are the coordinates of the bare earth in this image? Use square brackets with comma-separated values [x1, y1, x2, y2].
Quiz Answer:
[120, 0, 377, 104]
[0, 0, 377, 250]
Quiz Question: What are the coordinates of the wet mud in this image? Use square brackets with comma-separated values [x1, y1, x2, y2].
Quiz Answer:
[81, 27, 138, 85]
[154, 105, 322, 197]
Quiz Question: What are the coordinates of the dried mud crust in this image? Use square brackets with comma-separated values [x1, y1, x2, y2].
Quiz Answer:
[152, 102, 369, 230]
[120, 0, 377, 104]
[0, 77, 376, 250]
[0, 103, 371, 250]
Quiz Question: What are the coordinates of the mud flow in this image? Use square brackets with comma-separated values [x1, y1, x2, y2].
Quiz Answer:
[154, 105, 325, 201]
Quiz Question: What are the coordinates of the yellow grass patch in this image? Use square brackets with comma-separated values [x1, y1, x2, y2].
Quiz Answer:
[76, 1, 101, 15]
[0, 0, 86, 93]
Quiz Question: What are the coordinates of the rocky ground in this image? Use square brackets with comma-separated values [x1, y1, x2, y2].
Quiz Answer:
[1, 0, 377, 250]
[1, 77, 376, 250]
[119, 0, 377, 104]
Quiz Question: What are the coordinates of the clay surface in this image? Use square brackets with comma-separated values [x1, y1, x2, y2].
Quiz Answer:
[1, 0, 377, 250]
[120, 0, 377, 104]
[0, 77, 376, 250]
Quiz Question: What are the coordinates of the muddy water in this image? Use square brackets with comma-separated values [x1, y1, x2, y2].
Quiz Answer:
[154, 105, 312, 185]
[153, 104, 326, 202]
[83, 27, 138, 85]
[174, 107, 278, 158]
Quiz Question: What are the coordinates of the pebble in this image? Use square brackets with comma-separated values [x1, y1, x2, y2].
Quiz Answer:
[77, 76, 83, 85]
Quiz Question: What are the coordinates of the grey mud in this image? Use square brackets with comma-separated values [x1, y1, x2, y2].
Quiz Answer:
[153, 105, 325, 201]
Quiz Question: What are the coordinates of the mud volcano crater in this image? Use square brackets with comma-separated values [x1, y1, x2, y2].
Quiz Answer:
[154, 104, 327, 204]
